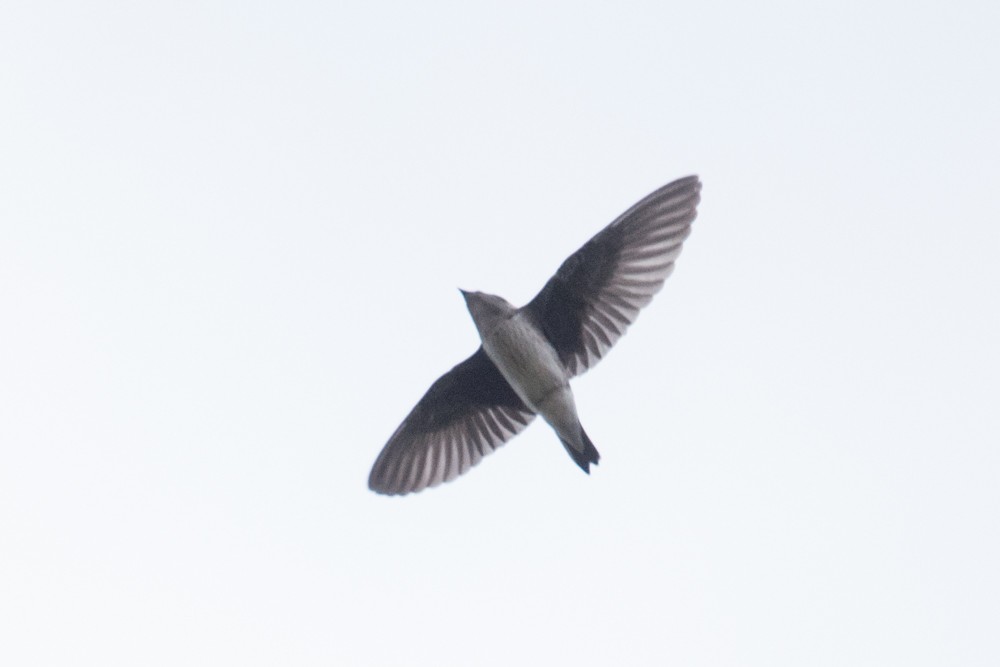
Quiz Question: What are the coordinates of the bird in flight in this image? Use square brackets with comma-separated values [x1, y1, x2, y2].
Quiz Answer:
[369, 175, 702, 496]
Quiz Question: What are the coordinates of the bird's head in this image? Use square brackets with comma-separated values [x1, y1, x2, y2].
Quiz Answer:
[459, 289, 516, 339]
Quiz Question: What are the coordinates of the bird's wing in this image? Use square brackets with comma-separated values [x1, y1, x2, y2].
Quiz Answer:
[369, 348, 536, 496]
[524, 175, 701, 376]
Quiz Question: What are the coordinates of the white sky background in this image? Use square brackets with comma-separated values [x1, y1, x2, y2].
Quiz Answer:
[2, 1, 998, 665]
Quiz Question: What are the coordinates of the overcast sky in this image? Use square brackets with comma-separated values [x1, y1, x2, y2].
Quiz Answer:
[2, 1, 998, 665]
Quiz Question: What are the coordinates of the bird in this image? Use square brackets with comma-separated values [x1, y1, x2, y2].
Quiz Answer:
[368, 175, 702, 496]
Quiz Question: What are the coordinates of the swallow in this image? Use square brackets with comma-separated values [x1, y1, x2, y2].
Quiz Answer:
[369, 175, 701, 495]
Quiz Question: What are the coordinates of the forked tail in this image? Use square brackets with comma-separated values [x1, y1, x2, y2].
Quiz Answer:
[560, 427, 601, 474]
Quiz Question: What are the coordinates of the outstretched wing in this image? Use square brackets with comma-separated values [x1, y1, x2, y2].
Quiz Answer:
[369, 348, 535, 496]
[524, 175, 701, 376]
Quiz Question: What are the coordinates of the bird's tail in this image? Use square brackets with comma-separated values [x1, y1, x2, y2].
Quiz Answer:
[560, 427, 600, 474]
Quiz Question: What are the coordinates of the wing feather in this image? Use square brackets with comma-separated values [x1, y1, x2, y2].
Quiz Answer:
[368, 348, 536, 496]
[524, 176, 701, 376]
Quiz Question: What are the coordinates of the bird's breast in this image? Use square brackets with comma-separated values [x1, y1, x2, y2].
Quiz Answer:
[482, 313, 567, 411]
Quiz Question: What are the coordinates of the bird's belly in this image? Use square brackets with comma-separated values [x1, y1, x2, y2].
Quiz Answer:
[483, 315, 567, 411]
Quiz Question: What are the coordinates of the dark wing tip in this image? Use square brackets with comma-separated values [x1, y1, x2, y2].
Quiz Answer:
[368, 460, 404, 496]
